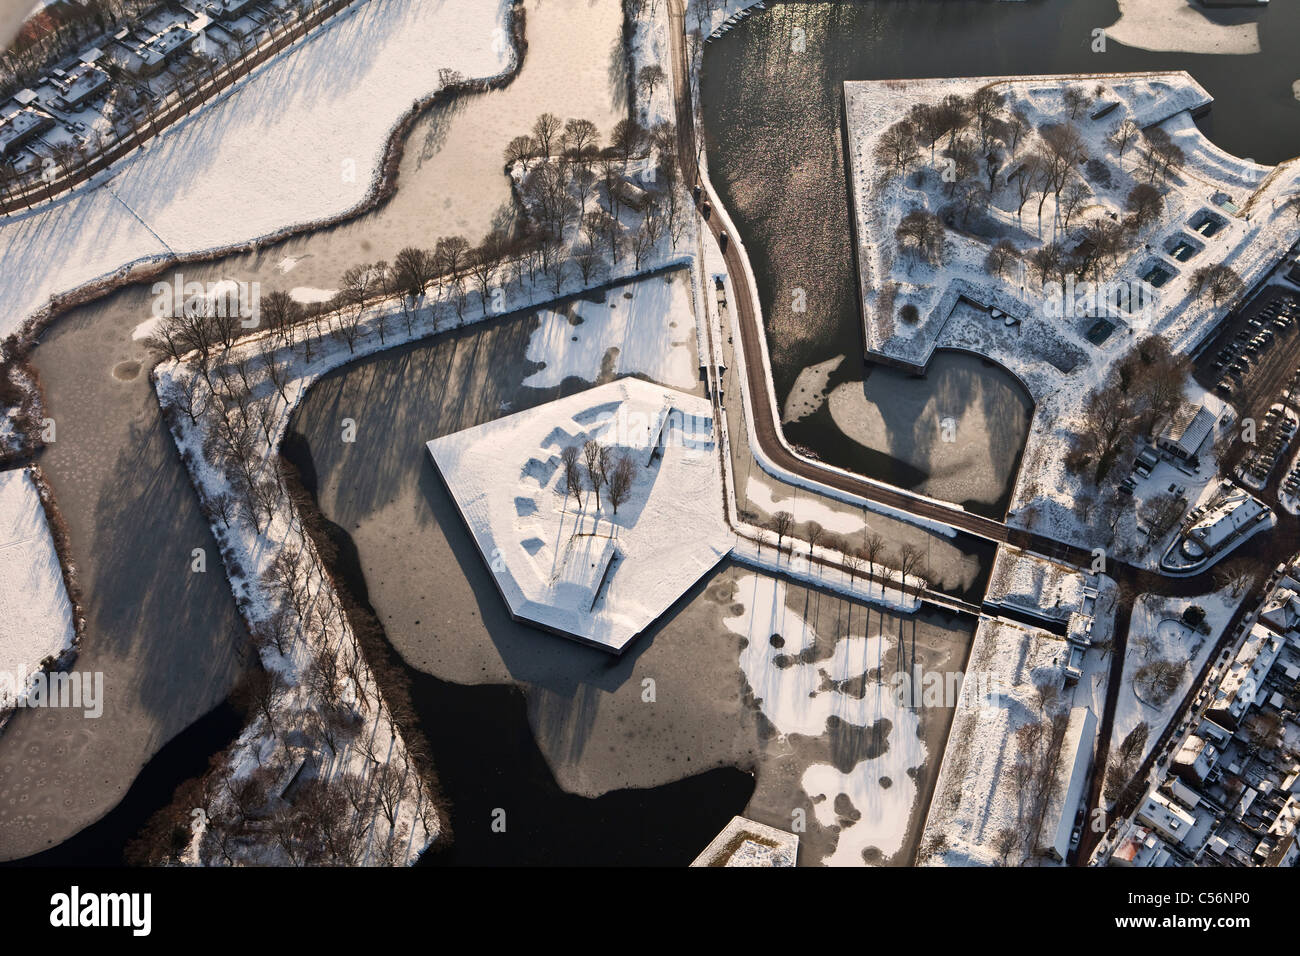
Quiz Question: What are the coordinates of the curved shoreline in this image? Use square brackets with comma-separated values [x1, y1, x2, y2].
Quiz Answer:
[4, 0, 528, 367]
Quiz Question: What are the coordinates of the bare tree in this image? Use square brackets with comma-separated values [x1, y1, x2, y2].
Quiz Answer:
[895, 208, 945, 264]
[470, 231, 508, 314]
[571, 240, 602, 285]
[985, 238, 1018, 278]
[772, 510, 794, 556]
[241, 668, 287, 734]
[562, 118, 600, 159]
[1191, 263, 1242, 307]
[1110, 118, 1139, 161]
[531, 112, 562, 157]
[561, 444, 584, 509]
[611, 117, 646, 168]
[583, 439, 605, 510]
[897, 543, 925, 602]
[606, 452, 636, 515]
[374, 764, 407, 827]
[805, 520, 825, 557]
[1214, 558, 1257, 598]
[392, 246, 436, 303]
[1059, 180, 1091, 230]
[503, 134, 537, 166]
[636, 64, 666, 114]
[863, 532, 886, 588]
[1062, 85, 1092, 120]
[874, 119, 919, 179]
[1125, 182, 1163, 229]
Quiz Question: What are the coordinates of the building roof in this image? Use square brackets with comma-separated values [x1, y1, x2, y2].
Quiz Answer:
[1212, 623, 1284, 721]
[1162, 403, 1215, 456]
[1258, 585, 1300, 637]
[1138, 791, 1197, 844]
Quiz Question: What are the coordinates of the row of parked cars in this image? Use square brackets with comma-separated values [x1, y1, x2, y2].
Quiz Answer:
[1281, 456, 1300, 501]
[1242, 404, 1298, 486]
[1211, 295, 1298, 399]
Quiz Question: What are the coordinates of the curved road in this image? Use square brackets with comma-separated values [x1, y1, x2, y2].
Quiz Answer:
[665, 0, 1298, 598]
[666, 1, 1087, 566]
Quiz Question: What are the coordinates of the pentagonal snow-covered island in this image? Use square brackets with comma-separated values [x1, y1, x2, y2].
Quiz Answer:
[426, 377, 734, 653]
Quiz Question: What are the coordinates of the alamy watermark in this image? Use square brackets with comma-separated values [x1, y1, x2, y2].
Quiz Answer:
[592, 404, 714, 457]
[1041, 276, 1158, 322]
[1, 668, 104, 718]
[891, 666, 1010, 710]
[151, 274, 261, 328]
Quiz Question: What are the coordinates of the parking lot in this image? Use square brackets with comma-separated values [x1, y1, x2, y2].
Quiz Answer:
[1195, 285, 1300, 414]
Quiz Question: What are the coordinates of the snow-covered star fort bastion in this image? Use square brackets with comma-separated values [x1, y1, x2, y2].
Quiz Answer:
[426, 377, 734, 653]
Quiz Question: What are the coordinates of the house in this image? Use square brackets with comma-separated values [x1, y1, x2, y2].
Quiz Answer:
[1172, 734, 1219, 785]
[112, 22, 196, 77]
[1162, 484, 1270, 573]
[1137, 791, 1197, 845]
[0, 106, 56, 157]
[53, 63, 110, 110]
[1209, 623, 1284, 728]
[1158, 402, 1215, 464]
[1257, 579, 1300, 636]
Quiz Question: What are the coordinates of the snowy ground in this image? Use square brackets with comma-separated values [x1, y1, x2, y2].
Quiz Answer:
[1104, 0, 1261, 56]
[1110, 587, 1244, 773]
[724, 570, 928, 865]
[0, 0, 514, 338]
[522, 271, 700, 392]
[427, 377, 733, 652]
[844, 72, 1300, 548]
[918, 618, 1073, 866]
[0, 468, 75, 713]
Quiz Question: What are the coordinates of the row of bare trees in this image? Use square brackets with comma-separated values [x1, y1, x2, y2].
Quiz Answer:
[764, 513, 931, 601]
[561, 439, 636, 516]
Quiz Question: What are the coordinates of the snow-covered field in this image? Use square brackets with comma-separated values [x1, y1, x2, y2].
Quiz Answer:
[0, 468, 75, 713]
[725, 570, 927, 865]
[744, 474, 866, 538]
[0, 0, 514, 338]
[1105, 0, 1260, 56]
[428, 376, 732, 652]
[522, 271, 699, 391]
[919, 618, 1072, 866]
